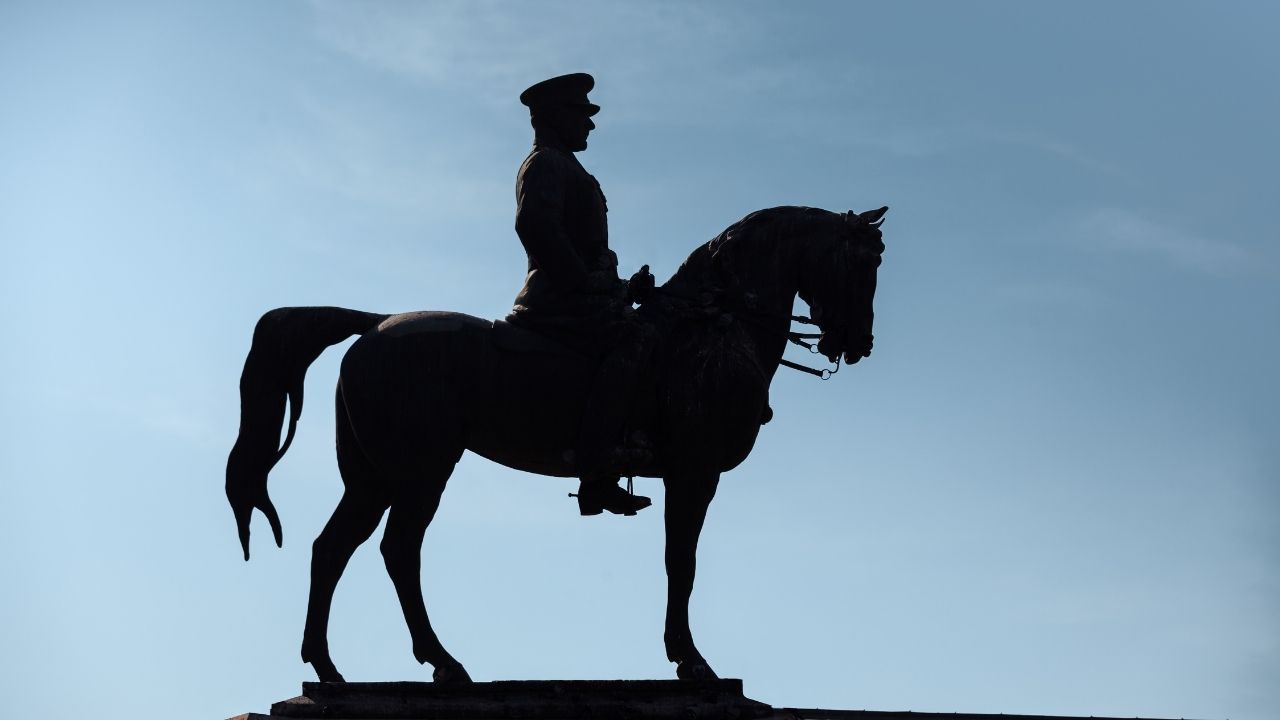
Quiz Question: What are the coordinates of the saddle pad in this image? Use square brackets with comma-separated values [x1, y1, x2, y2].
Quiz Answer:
[490, 319, 592, 358]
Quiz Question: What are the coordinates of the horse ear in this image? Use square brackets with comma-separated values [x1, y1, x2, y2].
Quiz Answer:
[859, 206, 889, 225]
[845, 206, 888, 230]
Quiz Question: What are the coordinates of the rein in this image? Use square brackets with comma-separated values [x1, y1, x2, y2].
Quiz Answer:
[781, 329, 840, 380]
[746, 310, 841, 381]
[728, 298, 839, 380]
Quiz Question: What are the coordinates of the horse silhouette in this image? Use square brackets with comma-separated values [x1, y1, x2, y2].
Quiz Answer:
[226, 205, 887, 683]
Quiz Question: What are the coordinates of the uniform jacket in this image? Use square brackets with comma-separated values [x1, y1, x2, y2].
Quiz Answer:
[512, 137, 618, 316]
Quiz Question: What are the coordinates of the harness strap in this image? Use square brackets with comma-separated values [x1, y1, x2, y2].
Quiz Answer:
[779, 357, 837, 380]
[652, 286, 834, 380]
[787, 332, 821, 352]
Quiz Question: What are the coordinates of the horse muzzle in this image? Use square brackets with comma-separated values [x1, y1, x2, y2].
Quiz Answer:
[844, 334, 873, 365]
[817, 329, 873, 365]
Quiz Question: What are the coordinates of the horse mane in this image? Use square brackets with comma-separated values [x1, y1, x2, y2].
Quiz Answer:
[667, 206, 839, 290]
[708, 206, 835, 256]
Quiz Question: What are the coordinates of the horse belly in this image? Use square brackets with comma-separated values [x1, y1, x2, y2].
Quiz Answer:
[464, 350, 595, 477]
[664, 392, 766, 475]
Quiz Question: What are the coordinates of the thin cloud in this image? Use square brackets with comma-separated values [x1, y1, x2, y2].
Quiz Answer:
[1080, 207, 1256, 276]
[308, 1, 556, 104]
[304, 1, 870, 128]
[255, 90, 505, 214]
[993, 279, 1106, 310]
[306, 3, 736, 96]
[993, 129, 1132, 182]
[303, 1, 952, 164]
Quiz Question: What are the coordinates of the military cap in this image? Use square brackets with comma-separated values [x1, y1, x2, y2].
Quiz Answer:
[519, 73, 600, 115]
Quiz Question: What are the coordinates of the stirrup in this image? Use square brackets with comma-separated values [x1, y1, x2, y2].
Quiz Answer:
[570, 478, 652, 516]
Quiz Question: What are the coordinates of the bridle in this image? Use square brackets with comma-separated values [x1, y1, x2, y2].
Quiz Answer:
[657, 248, 874, 381]
[652, 206, 886, 381]
[734, 296, 840, 380]
[770, 208, 886, 379]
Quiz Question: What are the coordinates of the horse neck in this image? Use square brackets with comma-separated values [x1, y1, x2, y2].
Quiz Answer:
[666, 220, 814, 383]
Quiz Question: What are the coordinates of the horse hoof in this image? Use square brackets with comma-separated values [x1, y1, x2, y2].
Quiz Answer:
[433, 662, 473, 684]
[309, 659, 346, 683]
[676, 661, 718, 681]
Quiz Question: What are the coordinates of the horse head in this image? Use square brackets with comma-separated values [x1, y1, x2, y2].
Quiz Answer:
[798, 206, 887, 366]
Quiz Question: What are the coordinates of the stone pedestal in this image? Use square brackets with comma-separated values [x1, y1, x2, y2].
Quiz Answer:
[227, 681, 1191, 720]
[229, 679, 773, 720]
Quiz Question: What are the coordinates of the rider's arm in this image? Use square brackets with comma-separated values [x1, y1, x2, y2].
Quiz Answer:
[515, 152, 588, 291]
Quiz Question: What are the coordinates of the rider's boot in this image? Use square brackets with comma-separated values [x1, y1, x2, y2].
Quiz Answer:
[575, 474, 652, 516]
[564, 435, 653, 515]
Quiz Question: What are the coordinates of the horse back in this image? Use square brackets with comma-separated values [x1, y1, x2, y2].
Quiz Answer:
[339, 310, 596, 477]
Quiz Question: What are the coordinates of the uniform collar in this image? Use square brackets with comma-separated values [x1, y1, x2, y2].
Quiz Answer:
[533, 134, 578, 155]
[533, 136, 591, 175]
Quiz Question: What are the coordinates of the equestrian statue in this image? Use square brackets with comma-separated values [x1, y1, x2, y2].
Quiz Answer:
[226, 73, 888, 684]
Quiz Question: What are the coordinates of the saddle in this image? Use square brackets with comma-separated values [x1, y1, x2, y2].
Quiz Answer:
[492, 314, 662, 476]
[490, 317, 595, 358]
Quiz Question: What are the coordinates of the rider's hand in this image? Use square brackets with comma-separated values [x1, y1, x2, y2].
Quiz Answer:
[627, 264, 655, 305]
[582, 271, 622, 295]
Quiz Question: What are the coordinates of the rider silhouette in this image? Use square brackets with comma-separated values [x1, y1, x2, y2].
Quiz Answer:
[509, 73, 656, 516]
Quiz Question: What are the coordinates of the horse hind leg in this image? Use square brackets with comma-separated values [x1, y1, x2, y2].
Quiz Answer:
[301, 485, 388, 681]
[380, 462, 472, 683]
[300, 390, 390, 682]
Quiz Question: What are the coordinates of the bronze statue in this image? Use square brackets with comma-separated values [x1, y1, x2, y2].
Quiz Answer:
[225, 73, 888, 685]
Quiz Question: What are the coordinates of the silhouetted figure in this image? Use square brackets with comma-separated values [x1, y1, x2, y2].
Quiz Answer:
[226, 75, 888, 686]
[509, 73, 656, 516]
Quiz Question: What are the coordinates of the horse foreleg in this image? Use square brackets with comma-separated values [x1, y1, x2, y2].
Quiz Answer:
[381, 473, 472, 684]
[302, 488, 388, 682]
[663, 472, 720, 680]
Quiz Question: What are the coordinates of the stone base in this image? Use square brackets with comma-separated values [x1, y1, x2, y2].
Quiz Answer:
[229, 679, 773, 720]
[227, 681, 1191, 720]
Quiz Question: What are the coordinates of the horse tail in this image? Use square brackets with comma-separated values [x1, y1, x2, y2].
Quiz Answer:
[226, 306, 388, 561]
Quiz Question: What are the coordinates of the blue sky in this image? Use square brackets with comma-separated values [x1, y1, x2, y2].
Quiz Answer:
[1, 2, 1277, 719]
